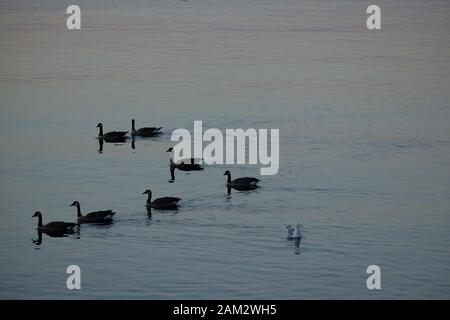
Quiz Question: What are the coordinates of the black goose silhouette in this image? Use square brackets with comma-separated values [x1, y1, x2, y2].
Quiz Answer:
[143, 189, 181, 210]
[70, 201, 115, 223]
[131, 119, 162, 137]
[32, 211, 77, 234]
[224, 170, 260, 194]
[167, 147, 204, 171]
[97, 123, 127, 143]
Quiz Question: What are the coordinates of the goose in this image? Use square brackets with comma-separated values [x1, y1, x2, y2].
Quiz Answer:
[286, 224, 302, 240]
[70, 201, 115, 223]
[166, 147, 203, 171]
[223, 170, 260, 188]
[143, 189, 181, 210]
[131, 119, 162, 137]
[32, 211, 77, 233]
[96, 123, 127, 142]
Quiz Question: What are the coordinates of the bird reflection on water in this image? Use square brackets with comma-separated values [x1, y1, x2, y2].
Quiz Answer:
[286, 224, 302, 255]
[98, 138, 104, 153]
[31, 220, 116, 247]
[294, 237, 301, 255]
[32, 228, 80, 246]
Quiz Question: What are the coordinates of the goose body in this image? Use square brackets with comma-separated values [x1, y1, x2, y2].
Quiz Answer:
[97, 123, 127, 142]
[70, 201, 115, 223]
[131, 119, 162, 137]
[223, 170, 260, 188]
[32, 212, 77, 233]
[171, 160, 204, 171]
[143, 189, 181, 209]
[167, 147, 203, 171]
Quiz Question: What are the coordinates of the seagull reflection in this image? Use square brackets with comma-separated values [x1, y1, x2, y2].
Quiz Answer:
[286, 224, 302, 255]
[294, 237, 301, 255]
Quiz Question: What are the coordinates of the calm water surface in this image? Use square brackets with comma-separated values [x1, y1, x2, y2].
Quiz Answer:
[0, 0, 449, 299]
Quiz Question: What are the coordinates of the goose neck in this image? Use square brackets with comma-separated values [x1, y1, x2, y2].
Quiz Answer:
[76, 203, 82, 217]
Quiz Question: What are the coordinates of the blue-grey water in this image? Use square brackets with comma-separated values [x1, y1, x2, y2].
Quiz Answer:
[0, 0, 449, 299]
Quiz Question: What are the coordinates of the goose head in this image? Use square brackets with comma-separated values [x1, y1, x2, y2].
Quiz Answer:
[32, 211, 42, 218]
[166, 147, 173, 152]
[70, 201, 79, 207]
[96, 123, 103, 128]
[223, 170, 231, 176]
[143, 189, 152, 196]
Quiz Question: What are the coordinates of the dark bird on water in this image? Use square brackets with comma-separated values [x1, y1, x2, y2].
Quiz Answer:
[223, 170, 260, 188]
[131, 119, 162, 137]
[32, 211, 77, 233]
[97, 123, 128, 142]
[143, 189, 181, 210]
[166, 147, 204, 171]
[70, 201, 116, 223]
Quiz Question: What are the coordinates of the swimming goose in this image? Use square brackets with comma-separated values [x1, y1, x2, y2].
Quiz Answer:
[97, 123, 128, 142]
[143, 189, 181, 209]
[166, 147, 203, 171]
[223, 170, 260, 188]
[70, 201, 115, 223]
[32, 211, 77, 233]
[131, 119, 162, 137]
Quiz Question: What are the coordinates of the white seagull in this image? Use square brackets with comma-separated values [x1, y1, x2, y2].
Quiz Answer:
[286, 224, 302, 240]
